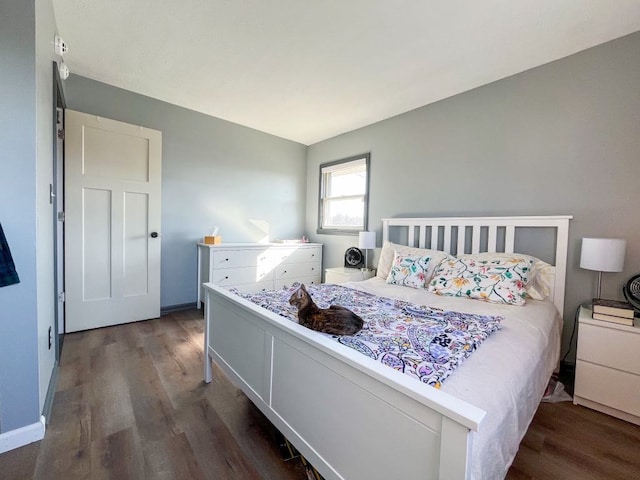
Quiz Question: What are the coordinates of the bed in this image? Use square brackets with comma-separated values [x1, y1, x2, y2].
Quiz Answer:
[203, 215, 572, 480]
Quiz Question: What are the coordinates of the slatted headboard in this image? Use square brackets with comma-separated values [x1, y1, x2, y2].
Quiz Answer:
[381, 216, 572, 313]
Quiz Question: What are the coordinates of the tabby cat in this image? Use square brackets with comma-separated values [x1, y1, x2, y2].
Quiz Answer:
[289, 284, 364, 335]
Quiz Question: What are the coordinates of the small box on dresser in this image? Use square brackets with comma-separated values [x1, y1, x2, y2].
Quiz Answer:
[573, 306, 640, 426]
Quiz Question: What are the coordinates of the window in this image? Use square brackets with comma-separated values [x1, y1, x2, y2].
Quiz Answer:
[318, 153, 370, 234]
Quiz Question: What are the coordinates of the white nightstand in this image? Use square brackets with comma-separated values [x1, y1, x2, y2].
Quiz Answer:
[325, 267, 375, 284]
[573, 306, 640, 426]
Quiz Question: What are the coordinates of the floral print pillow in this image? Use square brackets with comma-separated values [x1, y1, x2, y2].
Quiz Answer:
[386, 251, 432, 289]
[428, 254, 535, 305]
[376, 241, 451, 281]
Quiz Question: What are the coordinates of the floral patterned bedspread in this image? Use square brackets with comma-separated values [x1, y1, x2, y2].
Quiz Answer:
[234, 283, 502, 388]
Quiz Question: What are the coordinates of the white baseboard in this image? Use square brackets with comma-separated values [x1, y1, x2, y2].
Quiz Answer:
[0, 415, 46, 454]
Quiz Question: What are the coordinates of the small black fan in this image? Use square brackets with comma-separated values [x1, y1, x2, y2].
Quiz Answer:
[623, 274, 640, 312]
[344, 247, 364, 269]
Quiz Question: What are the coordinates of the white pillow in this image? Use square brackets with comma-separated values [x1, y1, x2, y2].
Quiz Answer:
[526, 259, 554, 300]
[386, 251, 432, 289]
[377, 241, 452, 283]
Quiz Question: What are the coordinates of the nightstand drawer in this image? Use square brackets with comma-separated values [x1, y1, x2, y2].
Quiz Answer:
[577, 323, 640, 375]
[575, 360, 640, 417]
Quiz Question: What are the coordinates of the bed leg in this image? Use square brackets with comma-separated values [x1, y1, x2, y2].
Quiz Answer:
[439, 417, 472, 480]
[204, 352, 212, 383]
[204, 294, 212, 383]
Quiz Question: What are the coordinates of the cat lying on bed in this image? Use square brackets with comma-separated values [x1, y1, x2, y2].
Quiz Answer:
[289, 284, 364, 335]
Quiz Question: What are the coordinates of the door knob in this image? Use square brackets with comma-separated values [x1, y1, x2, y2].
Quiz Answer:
[150, 232, 159, 238]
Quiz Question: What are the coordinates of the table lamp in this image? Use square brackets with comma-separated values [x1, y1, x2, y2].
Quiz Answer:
[580, 237, 626, 299]
[358, 231, 376, 271]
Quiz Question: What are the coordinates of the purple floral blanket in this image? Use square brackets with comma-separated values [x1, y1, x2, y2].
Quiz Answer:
[234, 283, 502, 388]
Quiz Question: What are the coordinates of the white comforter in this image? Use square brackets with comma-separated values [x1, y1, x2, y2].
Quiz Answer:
[344, 277, 562, 480]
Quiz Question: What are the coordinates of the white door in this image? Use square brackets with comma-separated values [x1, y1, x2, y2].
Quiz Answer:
[64, 110, 162, 332]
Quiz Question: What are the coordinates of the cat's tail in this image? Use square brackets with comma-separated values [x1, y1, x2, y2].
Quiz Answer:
[346, 311, 364, 335]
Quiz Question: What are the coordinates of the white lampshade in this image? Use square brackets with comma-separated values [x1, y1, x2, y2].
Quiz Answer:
[580, 238, 626, 273]
[358, 231, 376, 250]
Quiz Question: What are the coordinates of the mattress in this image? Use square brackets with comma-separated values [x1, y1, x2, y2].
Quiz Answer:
[343, 277, 562, 480]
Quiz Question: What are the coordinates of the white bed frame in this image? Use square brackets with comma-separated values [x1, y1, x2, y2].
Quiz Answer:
[203, 215, 572, 479]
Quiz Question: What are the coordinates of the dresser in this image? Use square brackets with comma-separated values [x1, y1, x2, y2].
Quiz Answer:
[196, 243, 322, 307]
[574, 306, 640, 425]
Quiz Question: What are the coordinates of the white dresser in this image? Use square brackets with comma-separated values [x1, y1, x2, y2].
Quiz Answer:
[574, 306, 640, 425]
[196, 243, 322, 307]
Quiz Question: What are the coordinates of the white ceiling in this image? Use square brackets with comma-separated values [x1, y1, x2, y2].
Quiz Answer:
[52, 0, 640, 145]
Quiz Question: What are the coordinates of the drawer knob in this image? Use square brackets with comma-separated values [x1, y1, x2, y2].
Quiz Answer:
[225, 276, 229, 280]
[225, 258, 229, 261]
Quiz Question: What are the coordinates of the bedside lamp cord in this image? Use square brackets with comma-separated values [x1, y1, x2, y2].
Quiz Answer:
[561, 306, 580, 363]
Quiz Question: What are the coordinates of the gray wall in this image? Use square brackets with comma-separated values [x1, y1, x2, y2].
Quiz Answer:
[64, 77, 308, 308]
[0, 0, 41, 432]
[306, 32, 640, 362]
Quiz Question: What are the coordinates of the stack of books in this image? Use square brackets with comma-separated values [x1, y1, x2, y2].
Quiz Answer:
[591, 298, 636, 326]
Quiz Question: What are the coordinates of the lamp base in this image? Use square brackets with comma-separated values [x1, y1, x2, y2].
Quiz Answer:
[596, 271, 603, 301]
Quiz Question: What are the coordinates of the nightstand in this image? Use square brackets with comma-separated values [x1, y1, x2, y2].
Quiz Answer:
[573, 306, 640, 426]
[325, 267, 375, 284]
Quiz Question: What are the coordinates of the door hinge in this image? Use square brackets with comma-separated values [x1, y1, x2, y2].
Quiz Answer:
[58, 291, 65, 303]
[57, 128, 65, 140]
[57, 211, 65, 222]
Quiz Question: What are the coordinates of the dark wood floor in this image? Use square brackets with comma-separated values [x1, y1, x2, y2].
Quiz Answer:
[1, 309, 639, 479]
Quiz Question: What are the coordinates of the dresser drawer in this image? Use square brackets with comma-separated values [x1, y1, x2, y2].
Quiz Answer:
[280, 246, 322, 265]
[212, 250, 260, 269]
[577, 323, 640, 375]
[212, 266, 273, 286]
[575, 360, 640, 417]
[275, 262, 321, 280]
[214, 247, 321, 270]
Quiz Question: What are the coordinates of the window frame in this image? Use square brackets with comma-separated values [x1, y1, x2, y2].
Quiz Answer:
[317, 153, 370, 235]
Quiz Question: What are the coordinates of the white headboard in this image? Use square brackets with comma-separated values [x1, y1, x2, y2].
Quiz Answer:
[381, 215, 572, 313]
